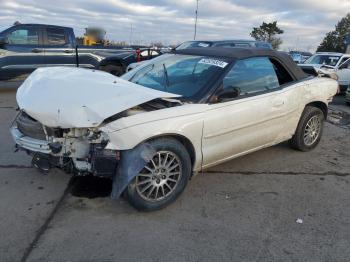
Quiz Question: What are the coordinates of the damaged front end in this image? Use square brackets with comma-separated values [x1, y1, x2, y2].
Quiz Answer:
[11, 67, 183, 199]
[11, 110, 161, 198]
[11, 111, 116, 177]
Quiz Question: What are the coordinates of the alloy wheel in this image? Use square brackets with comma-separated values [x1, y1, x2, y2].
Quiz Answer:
[303, 115, 321, 146]
[135, 151, 182, 202]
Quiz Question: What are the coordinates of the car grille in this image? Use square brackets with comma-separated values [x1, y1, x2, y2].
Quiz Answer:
[16, 111, 47, 140]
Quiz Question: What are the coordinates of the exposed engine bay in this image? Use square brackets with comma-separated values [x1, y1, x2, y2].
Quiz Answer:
[12, 98, 182, 177]
[14, 110, 113, 175]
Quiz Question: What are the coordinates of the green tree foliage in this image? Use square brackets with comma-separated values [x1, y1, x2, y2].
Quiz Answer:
[317, 13, 350, 52]
[250, 21, 284, 50]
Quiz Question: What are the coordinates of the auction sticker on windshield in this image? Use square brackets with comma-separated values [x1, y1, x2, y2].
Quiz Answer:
[199, 58, 228, 68]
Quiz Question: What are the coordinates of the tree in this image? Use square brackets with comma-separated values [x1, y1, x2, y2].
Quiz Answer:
[317, 13, 350, 52]
[250, 21, 284, 50]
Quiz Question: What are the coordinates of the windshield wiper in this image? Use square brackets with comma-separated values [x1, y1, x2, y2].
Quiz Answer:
[163, 63, 170, 91]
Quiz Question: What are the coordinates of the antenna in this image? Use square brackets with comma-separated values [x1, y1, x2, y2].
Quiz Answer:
[194, 0, 199, 40]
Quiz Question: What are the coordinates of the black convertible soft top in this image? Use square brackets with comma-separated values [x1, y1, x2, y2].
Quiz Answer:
[175, 47, 308, 81]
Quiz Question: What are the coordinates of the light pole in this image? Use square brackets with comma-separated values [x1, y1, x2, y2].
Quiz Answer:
[130, 23, 133, 46]
[194, 0, 199, 40]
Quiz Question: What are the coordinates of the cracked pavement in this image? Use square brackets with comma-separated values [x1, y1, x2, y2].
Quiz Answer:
[0, 90, 350, 262]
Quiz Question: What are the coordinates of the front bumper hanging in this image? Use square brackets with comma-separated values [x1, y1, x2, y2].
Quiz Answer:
[10, 126, 51, 154]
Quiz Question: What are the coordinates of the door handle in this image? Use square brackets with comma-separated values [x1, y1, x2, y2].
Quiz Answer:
[31, 48, 42, 53]
[63, 49, 74, 53]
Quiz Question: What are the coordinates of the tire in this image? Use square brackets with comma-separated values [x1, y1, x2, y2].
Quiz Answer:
[103, 64, 124, 76]
[126, 138, 192, 211]
[289, 106, 325, 152]
[346, 102, 350, 106]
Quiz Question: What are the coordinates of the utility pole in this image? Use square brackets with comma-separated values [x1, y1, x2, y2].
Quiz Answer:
[194, 0, 199, 40]
[130, 23, 133, 46]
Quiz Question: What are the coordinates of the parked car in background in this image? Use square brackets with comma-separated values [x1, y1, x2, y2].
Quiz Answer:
[11, 48, 338, 210]
[0, 23, 160, 80]
[289, 51, 312, 64]
[300, 52, 343, 68]
[299, 52, 350, 93]
[126, 39, 273, 72]
[175, 40, 273, 50]
[160, 46, 173, 53]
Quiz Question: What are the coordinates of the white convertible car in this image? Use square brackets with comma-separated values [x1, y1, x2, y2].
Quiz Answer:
[11, 48, 338, 210]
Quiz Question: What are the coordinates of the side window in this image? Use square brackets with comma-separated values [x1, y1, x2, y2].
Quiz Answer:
[150, 50, 159, 56]
[339, 58, 350, 69]
[345, 59, 350, 67]
[46, 28, 67, 45]
[270, 59, 294, 85]
[223, 57, 279, 96]
[140, 50, 149, 57]
[338, 57, 348, 65]
[7, 28, 39, 45]
[140, 50, 159, 57]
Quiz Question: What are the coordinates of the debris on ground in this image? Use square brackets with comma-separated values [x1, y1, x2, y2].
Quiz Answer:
[296, 218, 303, 224]
[327, 109, 350, 129]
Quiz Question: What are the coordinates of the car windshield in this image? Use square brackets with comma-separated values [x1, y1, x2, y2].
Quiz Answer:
[304, 54, 341, 66]
[121, 54, 229, 99]
[176, 41, 212, 50]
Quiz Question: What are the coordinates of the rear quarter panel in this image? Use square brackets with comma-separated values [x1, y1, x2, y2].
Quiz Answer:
[289, 77, 337, 135]
[300, 77, 338, 107]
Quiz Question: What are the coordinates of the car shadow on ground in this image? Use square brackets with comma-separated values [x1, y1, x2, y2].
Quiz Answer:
[67, 142, 293, 200]
[69, 176, 113, 198]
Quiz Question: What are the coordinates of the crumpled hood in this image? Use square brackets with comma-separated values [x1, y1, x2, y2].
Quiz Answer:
[17, 67, 179, 128]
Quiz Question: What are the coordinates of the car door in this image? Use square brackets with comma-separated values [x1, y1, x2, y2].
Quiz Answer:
[43, 26, 76, 67]
[201, 56, 299, 168]
[0, 25, 45, 79]
[336, 58, 350, 90]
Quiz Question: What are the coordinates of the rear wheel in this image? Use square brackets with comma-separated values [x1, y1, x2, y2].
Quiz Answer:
[103, 64, 124, 76]
[126, 138, 192, 211]
[289, 106, 324, 151]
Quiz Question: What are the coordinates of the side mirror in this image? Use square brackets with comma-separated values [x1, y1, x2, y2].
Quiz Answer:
[217, 86, 241, 102]
[0, 36, 8, 46]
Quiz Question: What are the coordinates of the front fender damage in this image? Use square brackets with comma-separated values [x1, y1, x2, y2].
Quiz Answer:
[111, 143, 156, 199]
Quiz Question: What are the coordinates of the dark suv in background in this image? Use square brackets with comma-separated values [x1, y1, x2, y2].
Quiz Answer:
[0, 24, 160, 80]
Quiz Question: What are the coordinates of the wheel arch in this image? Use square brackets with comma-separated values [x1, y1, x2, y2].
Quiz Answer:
[99, 58, 125, 70]
[305, 101, 328, 118]
[142, 133, 197, 169]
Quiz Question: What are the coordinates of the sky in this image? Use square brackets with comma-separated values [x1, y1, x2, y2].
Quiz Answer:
[0, 0, 349, 51]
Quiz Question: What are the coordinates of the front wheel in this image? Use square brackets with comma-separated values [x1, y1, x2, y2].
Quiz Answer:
[289, 106, 324, 151]
[126, 138, 192, 211]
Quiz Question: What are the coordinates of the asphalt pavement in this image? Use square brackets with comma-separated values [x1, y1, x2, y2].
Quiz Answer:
[0, 88, 350, 262]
